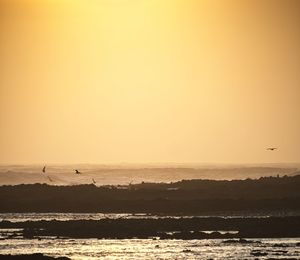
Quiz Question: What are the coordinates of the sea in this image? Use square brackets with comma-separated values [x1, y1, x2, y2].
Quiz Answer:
[0, 237, 299, 259]
[0, 163, 299, 186]
[0, 213, 299, 259]
[1, 164, 299, 259]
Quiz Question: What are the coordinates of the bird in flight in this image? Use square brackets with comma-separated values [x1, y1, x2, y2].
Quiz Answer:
[42, 166, 46, 173]
[92, 178, 96, 184]
[267, 147, 278, 151]
[75, 169, 81, 174]
[47, 176, 53, 182]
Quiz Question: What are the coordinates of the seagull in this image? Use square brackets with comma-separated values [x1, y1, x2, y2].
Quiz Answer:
[92, 178, 96, 184]
[267, 148, 278, 151]
[75, 169, 81, 174]
[42, 166, 46, 173]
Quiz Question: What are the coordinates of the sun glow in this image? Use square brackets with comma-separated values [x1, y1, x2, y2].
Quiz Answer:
[0, 0, 300, 164]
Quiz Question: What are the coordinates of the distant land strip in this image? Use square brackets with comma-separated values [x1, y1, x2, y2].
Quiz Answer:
[0, 175, 299, 214]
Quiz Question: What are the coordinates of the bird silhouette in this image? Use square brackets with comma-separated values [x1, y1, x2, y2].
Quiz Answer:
[42, 166, 46, 173]
[92, 178, 96, 184]
[267, 148, 278, 151]
[75, 169, 81, 174]
[47, 176, 53, 182]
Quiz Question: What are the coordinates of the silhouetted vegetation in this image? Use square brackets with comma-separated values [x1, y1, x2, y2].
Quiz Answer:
[0, 175, 299, 214]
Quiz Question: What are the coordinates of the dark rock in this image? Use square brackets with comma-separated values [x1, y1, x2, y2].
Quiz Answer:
[0, 253, 71, 260]
[223, 238, 260, 244]
[272, 243, 289, 247]
[251, 251, 268, 256]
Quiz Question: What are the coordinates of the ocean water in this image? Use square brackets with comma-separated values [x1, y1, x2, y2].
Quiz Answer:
[0, 164, 299, 185]
[1, 165, 299, 259]
[0, 238, 299, 259]
[1, 212, 300, 223]
[0, 213, 299, 259]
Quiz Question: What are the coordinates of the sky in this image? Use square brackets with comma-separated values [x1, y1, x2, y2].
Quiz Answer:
[0, 0, 299, 164]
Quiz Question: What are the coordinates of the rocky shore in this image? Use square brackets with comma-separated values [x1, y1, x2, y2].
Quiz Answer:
[0, 253, 70, 259]
[1, 216, 299, 240]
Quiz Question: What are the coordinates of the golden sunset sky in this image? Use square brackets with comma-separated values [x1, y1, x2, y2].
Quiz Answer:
[0, 0, 299, 164]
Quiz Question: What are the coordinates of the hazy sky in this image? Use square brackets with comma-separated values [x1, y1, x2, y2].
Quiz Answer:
[0, 0, 299, 164]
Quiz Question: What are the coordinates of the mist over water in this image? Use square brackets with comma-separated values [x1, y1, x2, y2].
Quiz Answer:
[0, 164, 299, 186]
